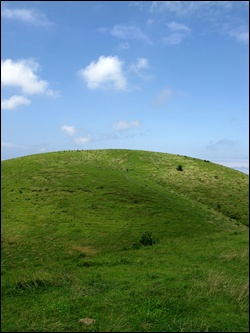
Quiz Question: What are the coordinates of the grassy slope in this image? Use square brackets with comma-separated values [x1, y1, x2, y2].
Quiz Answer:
[1, 149, 249, 332]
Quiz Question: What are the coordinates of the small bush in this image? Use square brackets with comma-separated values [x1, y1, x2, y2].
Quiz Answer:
[139, 232, 157, 246]
[177, 165, 183, 171]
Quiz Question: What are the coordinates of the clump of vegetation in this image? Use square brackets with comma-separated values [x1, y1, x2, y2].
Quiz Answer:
[177, 164, 183, 171]
[139, 232, 157, 246]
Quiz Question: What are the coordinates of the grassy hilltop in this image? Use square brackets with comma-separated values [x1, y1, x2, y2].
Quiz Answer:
[1, 149, 249, 332]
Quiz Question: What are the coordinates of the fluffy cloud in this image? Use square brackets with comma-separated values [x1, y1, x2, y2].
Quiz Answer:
[154, 88, 174, 106]
[113, 120, 141, 131]
[74, 137, 92, 145]
[226, 26, 249, 44]
[163, 21, 191, 45]
[61, 125, 76, 136]
[150, 1, 234, 15]
[167, 21, 191, 32]
[1, 6, 53, 26]
[235, 31, 249, 44]
[110, 24, 152, 44]
[60, 124, 92, 145]
[130, 58, 149, 73]
[1, 58, 58, 110]
[78, 56, 127, 90]
[152, 2, 248, 44]
[162, 34, 184, 45]
[1, 95, 31, 110]
[1, 59, 56, 95]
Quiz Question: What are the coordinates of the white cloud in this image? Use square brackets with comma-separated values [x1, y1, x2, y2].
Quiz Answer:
[151, 2, 248, 45]
[1, 6, 54, 26]
[227, 26, 249, 44]
[78, 55, 127, 90]
[128, 1, 146, 10]
[113, 120, 141, 131]
[235, 31, 249, 44]
[74, 137, 92, 145]
[162, 33, 186, 45]
[61, 125, 76, 136]
[130, 58, 149, 73]
[167, 21, 191, 32]
[150, 1, 234, 15]
[1, 141, 16, 148]
[110, 24, 152, 44]
[61, 124, 92, 145]
[154, 88, 174, 106]
[1, 59, 56, 95]
[163, 21, 191, 45]
[1, 95, 31, 110]
[151, 1, 193, 15]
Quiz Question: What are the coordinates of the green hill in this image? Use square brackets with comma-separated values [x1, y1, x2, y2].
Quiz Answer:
[1, 149, 249, 332]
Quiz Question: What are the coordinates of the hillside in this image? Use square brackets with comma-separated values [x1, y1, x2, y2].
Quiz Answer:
[1, 149, 249, 332]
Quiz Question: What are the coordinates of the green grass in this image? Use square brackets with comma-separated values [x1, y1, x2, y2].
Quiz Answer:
[1, 149, 249, 332]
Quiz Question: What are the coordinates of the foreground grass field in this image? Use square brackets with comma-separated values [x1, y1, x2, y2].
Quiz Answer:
[1, 149, 249, 332]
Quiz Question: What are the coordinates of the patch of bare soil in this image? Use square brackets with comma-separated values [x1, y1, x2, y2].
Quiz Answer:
[78, 318, 96, 325]
[73, 246, 98, 255]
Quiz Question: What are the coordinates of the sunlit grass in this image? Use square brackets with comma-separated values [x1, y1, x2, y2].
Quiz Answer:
[1, 149, 249, 332]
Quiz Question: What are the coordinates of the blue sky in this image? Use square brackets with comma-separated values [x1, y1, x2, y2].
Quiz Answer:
[1, 1, 249, 174]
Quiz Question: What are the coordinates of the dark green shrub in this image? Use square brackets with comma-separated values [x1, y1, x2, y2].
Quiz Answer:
[139, 232, 157, 246]
[177, 165, 183, 171]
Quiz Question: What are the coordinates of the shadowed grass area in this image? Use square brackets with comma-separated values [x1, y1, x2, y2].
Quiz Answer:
[1, 149, 249, 332]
